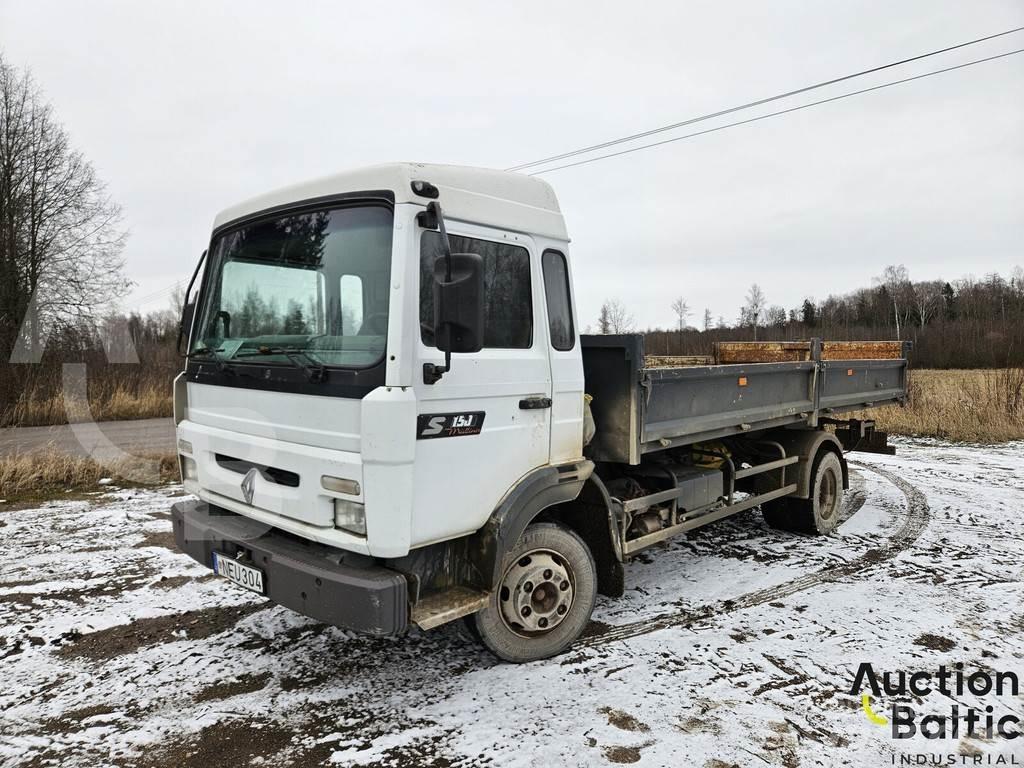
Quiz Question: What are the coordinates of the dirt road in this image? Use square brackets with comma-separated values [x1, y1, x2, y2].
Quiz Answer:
[2, 439, 1023, 767]
[0, 417, 175, 458]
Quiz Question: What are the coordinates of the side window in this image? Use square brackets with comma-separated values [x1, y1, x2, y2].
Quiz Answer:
[420, 231, 532, 349]
[542, 250, 574, 350]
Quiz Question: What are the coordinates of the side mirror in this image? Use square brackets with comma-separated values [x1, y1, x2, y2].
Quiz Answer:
[215, 310, 231, 338]
[433, 252, 484, 353]
[178, 248, 207, 357]
[177, 301, 196, 355]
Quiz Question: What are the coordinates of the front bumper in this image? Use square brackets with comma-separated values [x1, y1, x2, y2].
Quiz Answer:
[171, 500, 408, 635]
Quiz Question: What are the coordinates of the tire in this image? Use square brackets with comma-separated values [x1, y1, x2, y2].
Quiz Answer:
[473, 522, 597, 663]
[762, 451, 844, 536]
[761, 496, 794, 530]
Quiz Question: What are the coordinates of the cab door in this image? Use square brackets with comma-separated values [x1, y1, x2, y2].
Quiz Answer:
[539, 246, 585, 464]
[412, 222, 551, 546]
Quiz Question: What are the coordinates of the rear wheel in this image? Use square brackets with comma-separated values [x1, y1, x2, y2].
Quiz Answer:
[763, 451, 844, 535]
[474, 522, 597, 663]
[761, 496, 794, 529]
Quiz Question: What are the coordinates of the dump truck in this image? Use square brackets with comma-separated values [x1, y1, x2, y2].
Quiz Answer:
[171, 163, 909, 662]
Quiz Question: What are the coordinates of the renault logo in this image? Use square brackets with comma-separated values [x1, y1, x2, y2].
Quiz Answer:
[241, 467, 258, 505]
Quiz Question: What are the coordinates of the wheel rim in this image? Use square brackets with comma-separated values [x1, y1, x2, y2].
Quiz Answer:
[498, 548, 575, 637]
[818, 465, 839, 520]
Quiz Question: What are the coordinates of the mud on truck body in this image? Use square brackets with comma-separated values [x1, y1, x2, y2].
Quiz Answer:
[172, 163, 910, 662]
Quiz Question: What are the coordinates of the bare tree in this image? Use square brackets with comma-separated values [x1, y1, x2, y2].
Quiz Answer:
[670, 296, 689, 351]
[599, 298, 634, 334]
[913, 280, 945, 329]
[702, 307, 712, 332]
[876, 264, 912, 340]
[170, 283, 186, 316]
[741, 283, 766, 340]
[765, 305, 787, 327]
[670, 297, 689, 331]
[1, 54, 127, 361]
[1012, 265, 1024, 296]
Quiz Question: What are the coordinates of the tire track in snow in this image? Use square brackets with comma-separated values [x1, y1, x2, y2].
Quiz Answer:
[580, 462, 929, 649]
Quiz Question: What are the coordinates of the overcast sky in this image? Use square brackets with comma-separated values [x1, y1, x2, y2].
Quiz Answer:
[2, 0, 1022, 329]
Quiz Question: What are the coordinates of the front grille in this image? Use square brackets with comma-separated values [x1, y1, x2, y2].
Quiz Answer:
[214, 454, 300, 488]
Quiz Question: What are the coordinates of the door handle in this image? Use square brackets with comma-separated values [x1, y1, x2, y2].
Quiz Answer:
[519, 396, 552, 410]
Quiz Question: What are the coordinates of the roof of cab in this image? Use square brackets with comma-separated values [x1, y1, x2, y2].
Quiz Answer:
[212, 162, 568, 241]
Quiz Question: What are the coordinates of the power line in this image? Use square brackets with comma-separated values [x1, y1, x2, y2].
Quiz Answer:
[506, 26, 1024, 172]
[125, 280, 183, 307]
[528, 48, 1024, 176]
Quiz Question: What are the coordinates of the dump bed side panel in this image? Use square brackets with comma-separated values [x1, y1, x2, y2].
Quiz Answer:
[641, 362, 816, 450]
[582, 335, 909, 465]
[818, 358, 908, 414]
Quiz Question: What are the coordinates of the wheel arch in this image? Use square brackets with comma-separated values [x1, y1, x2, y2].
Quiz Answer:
[467, 461, 625, 598]
[535, 473, 625, 598]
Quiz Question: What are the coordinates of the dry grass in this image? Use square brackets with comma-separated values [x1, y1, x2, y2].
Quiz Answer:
[2, 382, 172, 427]
[0, 450, 179, 503]
[856, 368, 1024, 443]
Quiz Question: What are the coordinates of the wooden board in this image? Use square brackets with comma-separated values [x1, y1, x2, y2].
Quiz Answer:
[645, 355, 714, 368]
[714, 342, 812, 363]
[714, 340, 904, 364]
[820, 341, 904, 360]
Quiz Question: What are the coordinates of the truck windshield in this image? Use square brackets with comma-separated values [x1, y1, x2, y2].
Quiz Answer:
[192, 204, 393, 370]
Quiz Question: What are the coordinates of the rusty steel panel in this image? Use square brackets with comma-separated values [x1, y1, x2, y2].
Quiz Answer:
[820, 341, 904, 360]
[714, 342, 811, 364]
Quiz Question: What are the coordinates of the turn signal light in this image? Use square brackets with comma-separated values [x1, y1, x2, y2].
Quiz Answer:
[321, 475, 360, 495]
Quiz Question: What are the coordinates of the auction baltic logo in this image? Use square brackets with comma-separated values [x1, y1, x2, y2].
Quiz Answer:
[849, 662, 1021, 765]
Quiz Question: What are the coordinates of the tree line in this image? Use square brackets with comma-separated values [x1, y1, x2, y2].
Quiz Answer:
[600, 264, 1024, 368]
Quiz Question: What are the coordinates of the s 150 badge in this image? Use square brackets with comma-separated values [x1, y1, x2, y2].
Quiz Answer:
[417, 412, 486, 439]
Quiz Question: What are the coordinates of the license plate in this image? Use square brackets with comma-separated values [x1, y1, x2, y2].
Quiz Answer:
[212, 552, 265, 595]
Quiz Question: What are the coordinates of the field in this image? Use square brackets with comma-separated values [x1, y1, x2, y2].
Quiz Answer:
[854, 368, 1024, 442]
[0, 450, 178, 503]
[1, 378, 171, 428]
[2, 439, 1023, 766]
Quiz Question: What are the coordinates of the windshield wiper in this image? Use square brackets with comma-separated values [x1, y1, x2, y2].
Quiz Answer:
[233, 346, 327, 383]
[187, 346, 231, 373]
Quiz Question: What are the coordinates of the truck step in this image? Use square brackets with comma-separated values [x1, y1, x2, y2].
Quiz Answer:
[411, 587, 490, 630]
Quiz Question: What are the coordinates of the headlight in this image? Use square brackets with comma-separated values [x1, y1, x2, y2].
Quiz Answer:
[180, 455, 198, 481]
[334, 499, 366, 536]
[178, 438, 193, 455]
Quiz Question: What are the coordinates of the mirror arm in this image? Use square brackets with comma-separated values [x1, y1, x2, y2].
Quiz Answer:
[422, 201, 452, 384]
[177, 249, 208, 356]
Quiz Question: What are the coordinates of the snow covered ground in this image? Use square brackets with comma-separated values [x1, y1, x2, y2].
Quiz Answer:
[2, 439, 1023, 767]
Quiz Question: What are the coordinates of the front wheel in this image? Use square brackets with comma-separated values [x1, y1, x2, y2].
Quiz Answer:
[474, 522, 597, 663]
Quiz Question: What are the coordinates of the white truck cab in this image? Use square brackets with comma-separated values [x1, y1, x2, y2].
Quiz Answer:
[172, 162, 908, 661]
